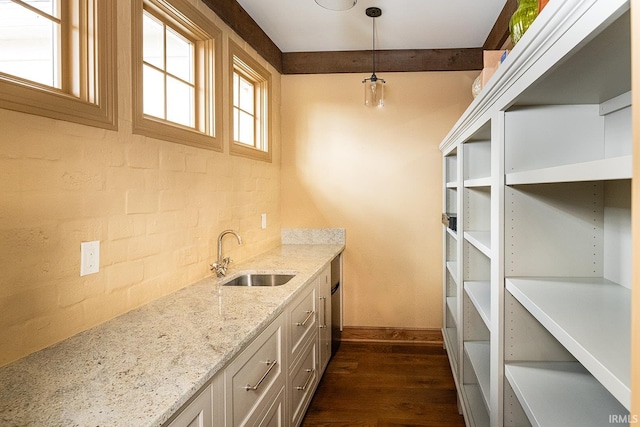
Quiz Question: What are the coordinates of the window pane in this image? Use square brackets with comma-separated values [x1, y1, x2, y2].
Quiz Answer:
[238, 110, 254, 146]
[238, 74, 254, 114]
[143, 64, 165, 119]
[166, 28, 192, 83]
[143, 11, 163, 70]
[233, 72, 239, 107]
[0, 1, 60, 88]
[166, 75, 193, 127]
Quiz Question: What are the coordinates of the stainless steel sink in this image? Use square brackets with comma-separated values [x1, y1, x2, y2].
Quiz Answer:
[222, 273, 295, 287]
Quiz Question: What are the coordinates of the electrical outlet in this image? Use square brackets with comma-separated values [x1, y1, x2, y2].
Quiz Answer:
[80, 241, 100, 276]
[261, 213, 267, 230]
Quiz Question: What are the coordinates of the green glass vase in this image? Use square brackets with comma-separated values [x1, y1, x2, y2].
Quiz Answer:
[509, 0, 539, 45]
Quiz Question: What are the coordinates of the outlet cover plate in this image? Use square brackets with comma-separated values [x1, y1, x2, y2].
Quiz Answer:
[80, 241, 100, 276]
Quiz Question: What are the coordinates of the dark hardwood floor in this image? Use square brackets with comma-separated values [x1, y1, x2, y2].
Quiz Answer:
[302, 341, 465, 426]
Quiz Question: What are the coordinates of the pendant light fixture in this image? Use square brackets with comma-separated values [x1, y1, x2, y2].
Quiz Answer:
[362, 7, 385, 107]
[314, 0, 356, 11]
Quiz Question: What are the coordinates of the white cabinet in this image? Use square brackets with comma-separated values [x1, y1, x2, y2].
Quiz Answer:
[317, 266, 331, 375]
[224, 313, 284, 427]
[284, 265, 332, 426]
[288, 281, 317, 359]
[167, 266, 337, 427]
[440, 0, 634, 425]
[288, 338, 318, 427]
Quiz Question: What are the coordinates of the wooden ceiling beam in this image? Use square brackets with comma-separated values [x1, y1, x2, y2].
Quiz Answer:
[483, 0, 518, 50]
[202, 1, 512, 75]
[200, 0, 283, 73]
[282, 48, 483, 74]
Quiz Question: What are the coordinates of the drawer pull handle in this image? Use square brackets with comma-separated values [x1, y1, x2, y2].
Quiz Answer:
[296, 310, 314, 327]
[296, 368, 315, 391]
[320, 296, 327, 328]
[244, 360, 277, 391]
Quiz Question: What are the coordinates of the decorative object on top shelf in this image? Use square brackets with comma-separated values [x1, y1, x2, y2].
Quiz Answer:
[315, 0, 356, 11]
[472, 74, 482, 98]
[538, 0, 549, 13]
[362, 7, 386, 107]
[509, 0, 539, 45]
[472, 50, 509, 98]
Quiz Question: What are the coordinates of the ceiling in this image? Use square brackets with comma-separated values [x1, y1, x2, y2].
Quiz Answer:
[235, 0, 508, 53]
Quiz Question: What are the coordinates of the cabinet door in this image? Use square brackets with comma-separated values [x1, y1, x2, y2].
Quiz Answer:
[289, 339, 318, 427]
[317, 266, 331, 374]
[252, 386, 285, 427]
[165, 383, 213, 427]
[289, 282, 317, 358]
[224, 313, 284, 427]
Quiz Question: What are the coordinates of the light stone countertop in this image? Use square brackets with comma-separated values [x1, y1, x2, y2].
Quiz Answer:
[0, 243, 344, 427]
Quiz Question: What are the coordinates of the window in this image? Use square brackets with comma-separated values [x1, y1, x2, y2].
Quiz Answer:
[132, 0, 222, 151]
[0, 0, 117, 129]
[229, 40, 272, 162]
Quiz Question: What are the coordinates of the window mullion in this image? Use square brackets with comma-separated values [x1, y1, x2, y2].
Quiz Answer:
[59, 0, 72, 94]
[254, 85, 259, 149]
[163, 22, 168, 121]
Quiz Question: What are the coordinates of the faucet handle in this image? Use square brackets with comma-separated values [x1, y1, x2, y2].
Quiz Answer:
[224, 256, 233, 265]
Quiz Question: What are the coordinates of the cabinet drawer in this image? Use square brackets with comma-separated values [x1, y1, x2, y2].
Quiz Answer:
[289, 340, 318, 427]
[289, 283, 317, 357]
[225, 314, 284, 427]
[249, 386, 284, 427]
[165, 383, 213, 427]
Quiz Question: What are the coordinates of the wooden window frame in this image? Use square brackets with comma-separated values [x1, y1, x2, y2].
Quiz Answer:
[229, 40, 272, 163]
[0, 0, 117, 130]
[132, 0, 222, 151]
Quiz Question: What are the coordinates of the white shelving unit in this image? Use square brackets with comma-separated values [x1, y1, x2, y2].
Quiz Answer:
[439, 0, 635, 425]
[442, 146, 461, 382]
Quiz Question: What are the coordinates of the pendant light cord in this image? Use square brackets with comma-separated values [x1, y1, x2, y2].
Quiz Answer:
[371, 16, 376, 77]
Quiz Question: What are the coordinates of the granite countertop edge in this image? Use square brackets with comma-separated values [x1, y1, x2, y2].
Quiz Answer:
[0, 243, 344, 427]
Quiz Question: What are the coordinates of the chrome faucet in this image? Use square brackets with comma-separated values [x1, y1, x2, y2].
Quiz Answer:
[211, 230, 243, 277]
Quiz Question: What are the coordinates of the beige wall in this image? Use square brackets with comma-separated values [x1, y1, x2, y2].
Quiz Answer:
[0, 2, 282, 367]
[280, 72, 475, 329]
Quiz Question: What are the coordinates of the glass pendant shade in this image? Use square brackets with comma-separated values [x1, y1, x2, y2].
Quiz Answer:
[315, 0, 356, 11]
[363, 7, 385, 107]
[363, 75, 385, 107]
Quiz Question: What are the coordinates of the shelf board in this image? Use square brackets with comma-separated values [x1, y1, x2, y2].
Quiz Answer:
[462, 384, 489, 427]
[463, 177, 492, 188]
[464, 231, 491, 258]
[464, 281, 491, 328]
[446, 296, 458, 325]
[506, 362, 629, 427]
[506, 277, 630, 409]
[464, 341, 490, 414]
[446, 181, 458, 189]
[505, 155, 631, 185]
[446, 227, 458, 240]
[446, 261, 458, 285]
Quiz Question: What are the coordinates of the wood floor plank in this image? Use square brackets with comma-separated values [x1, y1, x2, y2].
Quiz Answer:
[302, 341, 465, 426]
